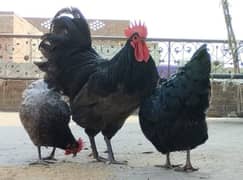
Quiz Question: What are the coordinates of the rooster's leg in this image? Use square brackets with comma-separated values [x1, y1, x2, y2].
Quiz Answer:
[175, 150, 198, 172]
[104, 136, 127, 165]
[89, 136, 107, 162]
[155, 153, 181, 169]
[42, 147, 57, 161]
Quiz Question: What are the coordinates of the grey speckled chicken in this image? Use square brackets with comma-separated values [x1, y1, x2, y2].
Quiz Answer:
[19, 79, 83, 165]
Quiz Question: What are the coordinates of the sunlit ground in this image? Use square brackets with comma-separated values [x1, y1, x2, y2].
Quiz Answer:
[0, 112, 243, 180]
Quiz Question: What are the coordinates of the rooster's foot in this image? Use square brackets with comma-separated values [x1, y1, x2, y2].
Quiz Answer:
[94, 156, 108, 163]
[106, 159, 128, 165]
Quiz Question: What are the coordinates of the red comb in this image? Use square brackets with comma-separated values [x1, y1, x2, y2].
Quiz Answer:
[124, 21, 147, 38]
[64, 138, 84, 155]
[77, 138, 84, 152]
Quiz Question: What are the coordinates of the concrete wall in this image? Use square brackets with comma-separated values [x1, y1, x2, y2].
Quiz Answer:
[0, 12, 14, 33]
[0, 79, 33, 111]
[0, 12, 42, 62]
[0, 79, 243, 117]
[209, 80, 243, 117]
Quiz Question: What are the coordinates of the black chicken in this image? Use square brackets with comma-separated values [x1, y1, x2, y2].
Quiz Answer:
[139, 44, 211, 172]
[19, 79, 83, 165]
[36, 7, 159, 164]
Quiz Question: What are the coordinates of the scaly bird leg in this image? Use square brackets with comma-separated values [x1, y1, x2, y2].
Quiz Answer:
[104, 136, 127, 165]
[89, 136, 107, 162]
[42, 147, 57, 161]
[29, 146, 50, 166]
[155, 152, 181, 169]
[175, 150, 198, 172]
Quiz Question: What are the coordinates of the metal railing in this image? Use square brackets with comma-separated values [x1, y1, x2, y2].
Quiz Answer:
[1, 33, 243, 79]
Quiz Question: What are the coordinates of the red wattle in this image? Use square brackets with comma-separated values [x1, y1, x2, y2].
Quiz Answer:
[134, 42, 150, 63]
[143, 43, 150, 62]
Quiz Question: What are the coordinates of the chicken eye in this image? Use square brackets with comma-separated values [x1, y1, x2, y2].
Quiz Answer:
[132, 35, 139, 41]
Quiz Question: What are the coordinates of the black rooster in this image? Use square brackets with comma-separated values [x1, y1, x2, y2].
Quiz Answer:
[19, 79, 83, 165]
[139, 44, 211, 172]
[37, 7, 159, 164]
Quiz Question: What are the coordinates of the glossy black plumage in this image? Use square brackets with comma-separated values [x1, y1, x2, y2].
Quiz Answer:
[139, 44, 211, 171]
[37, 7, 159, 163]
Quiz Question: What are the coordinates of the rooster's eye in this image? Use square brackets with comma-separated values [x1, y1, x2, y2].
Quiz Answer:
[132, 35, 138, 41]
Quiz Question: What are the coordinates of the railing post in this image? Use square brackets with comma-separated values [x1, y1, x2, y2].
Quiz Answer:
[167, 41, 171, 78]
[29, 38, 33, 63]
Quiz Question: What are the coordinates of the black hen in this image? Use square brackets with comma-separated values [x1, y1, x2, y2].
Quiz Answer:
[139, 44, 211, 172]
[37, 7, 159, 164]
[19, 79, 83, 165]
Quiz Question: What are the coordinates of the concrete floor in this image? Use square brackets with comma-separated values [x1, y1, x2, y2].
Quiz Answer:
[0, 112, 243, 180]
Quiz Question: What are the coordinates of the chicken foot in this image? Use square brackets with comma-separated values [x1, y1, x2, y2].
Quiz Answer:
[155, 153, 181, 169]
[175, 150, 198, 172]
[42, 147, 57, 161]
[89, 136, 107, 162]
[29, 146, 55, 166]
[104, 136, 127, 165]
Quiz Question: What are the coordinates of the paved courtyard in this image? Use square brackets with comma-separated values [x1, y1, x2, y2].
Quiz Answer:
[0, 112, 242, 180]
